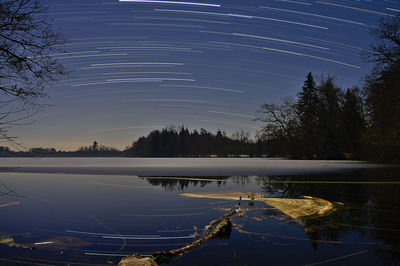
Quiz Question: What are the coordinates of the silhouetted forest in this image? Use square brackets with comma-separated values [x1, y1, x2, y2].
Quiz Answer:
[256, 16, 400, 161]
[74, 141, 123, 156]
[0, 141, 123, 157]
[256, 73, 365, 159]
[126, 126, 259, 157]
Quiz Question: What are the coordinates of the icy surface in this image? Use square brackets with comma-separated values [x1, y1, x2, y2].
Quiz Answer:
[0, 157, 386, 176]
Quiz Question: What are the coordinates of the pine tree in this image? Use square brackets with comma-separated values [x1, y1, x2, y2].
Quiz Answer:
[297, 72, 319, 157]
[341, 88, 365, 158]
[363, 16, 400, 160]
[316, 76, 343, 159]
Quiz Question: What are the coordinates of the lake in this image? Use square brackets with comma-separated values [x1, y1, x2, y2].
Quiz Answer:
[0, 158, 399, 265]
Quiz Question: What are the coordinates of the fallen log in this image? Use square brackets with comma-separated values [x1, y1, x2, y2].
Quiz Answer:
[118, 256, 158, 266]
[119, 209, 238, 266]
[153, 218, 233, 264]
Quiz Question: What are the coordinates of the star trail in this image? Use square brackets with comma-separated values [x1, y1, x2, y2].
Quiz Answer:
[11, 0, 400, 150]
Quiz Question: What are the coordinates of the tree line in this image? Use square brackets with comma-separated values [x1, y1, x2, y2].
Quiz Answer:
[0, 141, 123, 157]
[126, 126, 258, 157]
[256, 16, 400, 161]
[256, 73, 365, 159]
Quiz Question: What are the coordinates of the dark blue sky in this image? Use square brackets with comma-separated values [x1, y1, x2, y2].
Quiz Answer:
[10, 0, 400, 150]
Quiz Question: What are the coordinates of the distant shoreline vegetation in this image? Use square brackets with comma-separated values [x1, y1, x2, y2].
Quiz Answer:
[253, 16, 400, 162]
[0, 127, 262, 158]
[0, 144, 124, 157]
[0, 111, 397, 160]
[126, 126, 259, 158]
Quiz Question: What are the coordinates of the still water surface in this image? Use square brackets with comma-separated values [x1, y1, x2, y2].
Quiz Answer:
[1, 168, 399, 265]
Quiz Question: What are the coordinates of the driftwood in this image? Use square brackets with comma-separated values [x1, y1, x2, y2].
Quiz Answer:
[204, 209, 237, 231]
[153, 213, 235, 264]
[118, 256, 158, 266]
[119, 209, 238, 266]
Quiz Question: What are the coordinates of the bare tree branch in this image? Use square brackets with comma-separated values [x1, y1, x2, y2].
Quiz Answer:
[0, 0, 65, 144]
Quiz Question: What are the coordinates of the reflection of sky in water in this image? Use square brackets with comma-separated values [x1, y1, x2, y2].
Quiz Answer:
[0, 169, 399, 265]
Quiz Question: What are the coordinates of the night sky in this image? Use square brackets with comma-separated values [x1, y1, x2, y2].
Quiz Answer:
[10, 0, 400, 150]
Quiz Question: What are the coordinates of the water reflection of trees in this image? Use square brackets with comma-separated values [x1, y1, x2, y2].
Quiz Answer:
[230, 176, 252, 186]
[256, 168, 400, 263]
[140, 176, 253, 191]
[138, 170, 400, 263]
[140, 177, 228, 191]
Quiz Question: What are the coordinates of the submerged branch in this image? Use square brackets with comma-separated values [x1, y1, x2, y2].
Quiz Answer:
[119, 207, 239, 266]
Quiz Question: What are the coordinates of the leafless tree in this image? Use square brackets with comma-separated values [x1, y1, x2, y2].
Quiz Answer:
[363, 16, 400, 69]
[256, 97, 300, 142]
[0, 0, 65, 144]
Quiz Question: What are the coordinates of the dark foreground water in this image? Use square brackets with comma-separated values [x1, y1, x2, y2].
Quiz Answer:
[1, 168, 400, 265]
